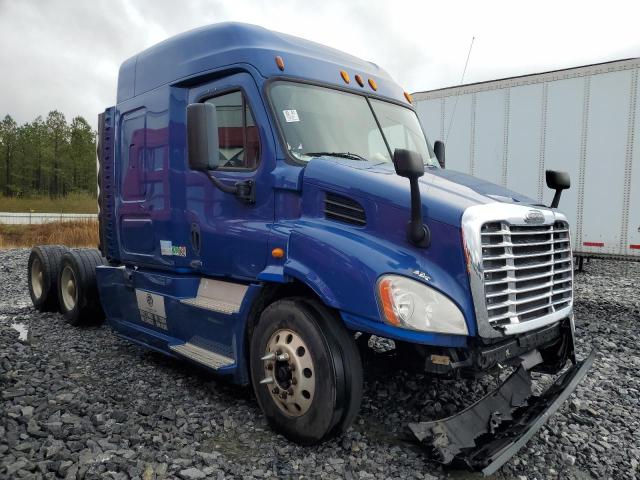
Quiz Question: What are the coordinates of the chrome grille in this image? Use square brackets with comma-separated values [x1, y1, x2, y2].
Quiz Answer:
[480, 220, 573, 327]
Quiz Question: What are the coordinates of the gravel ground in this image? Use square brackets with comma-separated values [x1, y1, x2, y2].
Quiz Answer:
[1, 248, 639, 480]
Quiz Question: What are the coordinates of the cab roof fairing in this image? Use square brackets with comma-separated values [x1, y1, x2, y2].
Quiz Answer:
[117, 22, 408, 105]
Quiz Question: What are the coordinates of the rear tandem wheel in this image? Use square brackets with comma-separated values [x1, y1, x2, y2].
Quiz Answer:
[57, 248, 105, 326]
[27, 245, 68, 312]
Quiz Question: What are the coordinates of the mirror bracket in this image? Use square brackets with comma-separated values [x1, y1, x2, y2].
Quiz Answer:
[434, 140, 446, 168]
[392, 149, 431, 249]
[205, 172, 255, 205]
[235, 180, 255, 204]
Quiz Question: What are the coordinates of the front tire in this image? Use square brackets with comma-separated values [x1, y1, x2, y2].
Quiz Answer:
[250, 298, 363, 445]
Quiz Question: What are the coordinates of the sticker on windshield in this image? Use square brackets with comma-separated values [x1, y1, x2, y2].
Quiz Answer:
[283, 109, 300, 122]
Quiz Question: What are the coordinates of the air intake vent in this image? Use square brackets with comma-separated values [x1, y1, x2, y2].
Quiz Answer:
[324, 192, 366, 226]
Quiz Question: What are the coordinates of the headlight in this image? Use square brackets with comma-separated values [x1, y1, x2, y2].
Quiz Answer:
[376, 274, 468, 335]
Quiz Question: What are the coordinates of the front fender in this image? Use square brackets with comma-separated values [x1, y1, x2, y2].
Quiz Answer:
[283, 219, 476, 345]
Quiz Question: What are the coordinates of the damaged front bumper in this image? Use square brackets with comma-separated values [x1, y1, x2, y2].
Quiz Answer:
[408, 349, 595, 475]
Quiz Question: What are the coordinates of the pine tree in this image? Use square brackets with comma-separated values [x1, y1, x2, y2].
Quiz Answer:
[69, 116, 96, 194]
[0, 115, 18, 196]
[45, 111, 69, 197]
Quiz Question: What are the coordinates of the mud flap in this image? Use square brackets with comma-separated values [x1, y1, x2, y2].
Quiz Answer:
[408, 349, 595, 475]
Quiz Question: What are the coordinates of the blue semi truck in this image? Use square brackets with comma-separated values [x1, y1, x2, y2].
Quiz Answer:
[27, 23, 594, 474]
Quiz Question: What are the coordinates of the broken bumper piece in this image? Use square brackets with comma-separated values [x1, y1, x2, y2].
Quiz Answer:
[408, 349, 595, 476]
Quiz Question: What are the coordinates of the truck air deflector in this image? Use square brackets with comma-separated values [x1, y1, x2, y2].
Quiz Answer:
[408, 349, 595, 475]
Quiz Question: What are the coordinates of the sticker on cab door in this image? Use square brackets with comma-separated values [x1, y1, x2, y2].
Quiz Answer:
[160, 240, 187, 257]
[135, 290, 168, 330]
[160, 240, 173, 256]
[283, 109, 300, 122]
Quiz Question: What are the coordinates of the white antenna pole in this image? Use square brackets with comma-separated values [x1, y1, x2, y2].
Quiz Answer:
[445, 36, 475, 142]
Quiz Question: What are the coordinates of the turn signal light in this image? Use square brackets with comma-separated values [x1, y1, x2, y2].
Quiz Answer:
[378, 278, 400, 326]
[340, 70, 350, 84]
[368, 78, 378, 91]
[271, 248, 285, 258]
[275, 56, 285, 71]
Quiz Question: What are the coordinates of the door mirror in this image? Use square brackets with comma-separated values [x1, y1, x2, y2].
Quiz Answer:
[392, 148, 425, 179]
[545, 170, 571, 208]
[545, 170, 570, 190]
[434, 140, 445, 168]
[187, 103, 219, 171]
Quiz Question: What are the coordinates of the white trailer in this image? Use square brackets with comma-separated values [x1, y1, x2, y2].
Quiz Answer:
[413, 58, 640, 261]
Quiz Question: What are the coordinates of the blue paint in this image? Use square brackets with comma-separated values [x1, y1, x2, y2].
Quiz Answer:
[96, 23, 538, 386]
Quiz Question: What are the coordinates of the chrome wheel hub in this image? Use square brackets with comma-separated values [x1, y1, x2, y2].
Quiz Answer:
[60, 266, 77, 311]
[262, 328, 315, 417]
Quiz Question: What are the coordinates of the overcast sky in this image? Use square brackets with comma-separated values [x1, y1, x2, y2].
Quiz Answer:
[1, 0, 639, 129]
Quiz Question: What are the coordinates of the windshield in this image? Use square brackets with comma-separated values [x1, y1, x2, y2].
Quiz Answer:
[269, 81, 438, 166]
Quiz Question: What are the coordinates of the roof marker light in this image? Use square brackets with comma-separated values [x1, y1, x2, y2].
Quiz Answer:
[404, 91, 413, 103]
[340, 70, 350, 84]
[355, 74, 364, 87]
[275, 56, 285, 71]
[368, 78, 378, 91]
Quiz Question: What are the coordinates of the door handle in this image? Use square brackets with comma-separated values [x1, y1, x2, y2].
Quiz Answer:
[190, 223, 201, 256]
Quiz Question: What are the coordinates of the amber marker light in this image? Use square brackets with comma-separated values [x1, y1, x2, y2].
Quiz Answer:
[340, 70, 350, 84]
[378, 278, 400, 326]
[355, 74, 364, 87]
[368, 78, 378, 91]
[275, 56, 285, 71]
[404, 91, 413, 103]
[271, 248, 285, 259]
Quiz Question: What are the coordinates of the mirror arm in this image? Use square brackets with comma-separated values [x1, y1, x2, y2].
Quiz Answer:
[550, 190, 562, 209]
[205, 171, 255, 205]
[407, 177, 430, 248]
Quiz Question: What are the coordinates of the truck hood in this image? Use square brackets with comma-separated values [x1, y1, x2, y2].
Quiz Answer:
[303, 157, 540, 227]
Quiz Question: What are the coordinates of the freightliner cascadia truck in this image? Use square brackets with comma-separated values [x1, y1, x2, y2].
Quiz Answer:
[26, 23, 594, 474]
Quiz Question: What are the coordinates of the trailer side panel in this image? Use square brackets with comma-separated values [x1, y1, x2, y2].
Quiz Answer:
[414, 58, 640, 260]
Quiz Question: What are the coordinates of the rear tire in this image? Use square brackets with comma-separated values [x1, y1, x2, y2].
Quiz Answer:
[58, 248, 105, 326]
[249, 297, 363, 445]
[28, 245, 68, 312]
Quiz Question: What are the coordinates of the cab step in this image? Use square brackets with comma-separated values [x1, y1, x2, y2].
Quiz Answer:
[179, 278, 248, 315]
[170, 342, 235, 369]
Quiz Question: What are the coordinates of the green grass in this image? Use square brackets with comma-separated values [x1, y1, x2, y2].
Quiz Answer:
[0, 193, 97, 213]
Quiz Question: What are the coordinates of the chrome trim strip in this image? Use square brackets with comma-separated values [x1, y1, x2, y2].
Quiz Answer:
[501, 305, 573, 335]
[461, 203, 573, 338]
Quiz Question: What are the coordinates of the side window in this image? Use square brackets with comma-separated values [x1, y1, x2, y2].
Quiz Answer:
[120, 109, 146, 201]
[205, 91, 260, 169]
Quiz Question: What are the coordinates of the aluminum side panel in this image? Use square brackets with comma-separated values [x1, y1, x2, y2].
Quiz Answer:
[416, 98, 442, 145]
[542, 77, 584, 249]
[473, 90, 506, 186]
[443, 94, 474, 173]
[506, 83, 544, 201]
[625, 70, 640, 257]
[580, 70, 631, 255]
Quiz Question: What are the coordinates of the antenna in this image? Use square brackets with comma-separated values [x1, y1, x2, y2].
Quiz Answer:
[445, 36, 475, 143]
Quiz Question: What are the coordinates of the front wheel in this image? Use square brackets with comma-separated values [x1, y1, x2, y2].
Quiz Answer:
[250, 298, 363, 445]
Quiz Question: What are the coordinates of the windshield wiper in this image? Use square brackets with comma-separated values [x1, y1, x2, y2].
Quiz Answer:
[305, 152, 368, 161]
